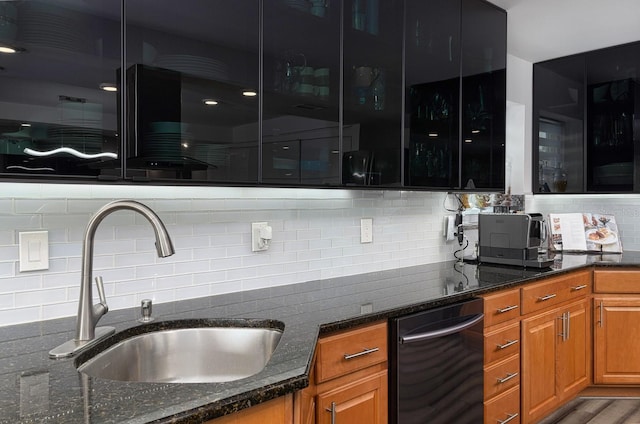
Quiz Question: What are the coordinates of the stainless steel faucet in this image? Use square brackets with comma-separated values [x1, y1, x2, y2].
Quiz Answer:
[49, 200, 174, 359]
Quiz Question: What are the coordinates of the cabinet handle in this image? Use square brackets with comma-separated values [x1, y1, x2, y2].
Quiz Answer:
[344, 347, 379, 360]
[497, 339, 518, 350]
[497, 372, 519, 384]
[599, 301, 604, 328]
[538, 293, 557, 301]
[558, 313, 567, 341]
[571, 284, 588, 291]
[497, 305, 518, 313]
[566, 311, 571, 340]
[498, 412, 519, 424]
[325, 401, 336, 424]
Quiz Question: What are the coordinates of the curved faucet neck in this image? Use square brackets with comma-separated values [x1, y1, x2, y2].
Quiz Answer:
[75, 200, 175, 341]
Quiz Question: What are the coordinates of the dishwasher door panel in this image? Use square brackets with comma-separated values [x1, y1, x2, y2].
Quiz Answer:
[390, 298, 484, 424]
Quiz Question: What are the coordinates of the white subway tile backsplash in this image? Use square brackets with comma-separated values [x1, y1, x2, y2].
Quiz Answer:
[4, 185, 636, 327]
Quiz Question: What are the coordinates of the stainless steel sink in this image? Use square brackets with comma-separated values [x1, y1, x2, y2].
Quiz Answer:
[75, 319, 283, 383]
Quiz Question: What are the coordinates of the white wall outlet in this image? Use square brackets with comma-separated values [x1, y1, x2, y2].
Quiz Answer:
[360, 218, 373, 243]
[251, 222, 271, 252]
[18, 231, 49, 272]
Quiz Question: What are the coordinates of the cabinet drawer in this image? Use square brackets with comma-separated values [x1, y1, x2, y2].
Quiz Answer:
[316, 322, 387, 383]
[484, 322, 520, 365]
[484, 354, 520, 401]
[482, 289, 521, 328]
[484, 386, 520, 424]
[594, 269, 640, 293]
[521, 270, 591, 315]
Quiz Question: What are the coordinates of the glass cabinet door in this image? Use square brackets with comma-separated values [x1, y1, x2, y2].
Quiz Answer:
[404, 0, 460, 189]
[0, 0, 121, 179]
[343, 0, 403, 187]
[533, 55, 585, 193]
[586, 43, 639, 192]
[124, 0, 259, 183]
[460, 0, 506, 191]
[262, 0, 341, 186]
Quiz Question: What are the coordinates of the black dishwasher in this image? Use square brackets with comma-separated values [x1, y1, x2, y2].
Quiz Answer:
[389, 298, 484, 424]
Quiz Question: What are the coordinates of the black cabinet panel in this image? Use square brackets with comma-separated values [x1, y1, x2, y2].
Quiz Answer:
[586, 43, 640, 192]
[0, 0, 121, 179]
[343, 0, 403, 187]
[124, 0, 260, 183]
[262, 0, 341, 186]
[460, 0, 506, 191]
[533, 55, 585, 193]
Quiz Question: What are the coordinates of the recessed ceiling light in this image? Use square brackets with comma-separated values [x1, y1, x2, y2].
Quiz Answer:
[242, 90, 257, 97]
[203, 99, 219, 106]
[0, 46, 17, 54]
[428, 132, 438, 137]
[99, 83, 118, 92]
[21, 123, 31, 127]
[471, 129, 480, 134]
[464, 138, 473, 143]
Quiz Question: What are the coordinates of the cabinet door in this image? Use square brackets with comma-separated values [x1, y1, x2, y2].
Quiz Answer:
[521, 307, 560, 424]
[533, 55, 585, 193]
[557, 299, 590, 398]
[262, 0, 341, 186]
[586, 43, 640, 192]
[0, 0, 121, 180]
[343, 0, 403, 187]
[594, 297, 640, 384]
[460, 0, 506, 191]
[124, 0, 260, 183]
[404, 0, 460, 189]
[316, 370, 387, 424]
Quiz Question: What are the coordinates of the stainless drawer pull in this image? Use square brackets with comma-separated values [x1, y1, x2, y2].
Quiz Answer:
[497, 339, 518, 350]
[344, 347, 379, 360]
[571, 284, 588, 291]
[498, 412, 519, 424]
[497, 305, 518, 313]
[538, 293, 557, 301]
[497, 372, 519, 384]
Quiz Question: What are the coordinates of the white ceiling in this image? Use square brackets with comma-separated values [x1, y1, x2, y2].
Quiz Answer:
[486, 0, 640, 63]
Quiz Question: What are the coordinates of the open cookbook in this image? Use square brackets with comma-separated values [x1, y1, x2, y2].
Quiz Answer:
[548, 213, 622, 253]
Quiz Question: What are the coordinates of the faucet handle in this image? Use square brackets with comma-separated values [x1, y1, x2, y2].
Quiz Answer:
[95, 276, 108, 309]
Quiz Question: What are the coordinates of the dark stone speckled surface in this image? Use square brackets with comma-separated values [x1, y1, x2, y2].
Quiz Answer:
[1, 252, 639, 423]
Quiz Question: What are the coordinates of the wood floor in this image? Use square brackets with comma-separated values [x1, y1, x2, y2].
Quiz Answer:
[538, 398, 640, 424]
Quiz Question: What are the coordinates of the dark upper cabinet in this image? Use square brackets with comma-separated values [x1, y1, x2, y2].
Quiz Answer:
[124, 0, 260, 183]
[533, 55, 585, 193]
[586, 43, 639, 192]
[404, 0, 460, 189]
[460, 0, 505, 191]
[404, 0, 506, 191]
[343, 0, 404, 187]
[262, 0, 341, 186]
[0, 0, 121, 179]
[533, 41, 640, 193]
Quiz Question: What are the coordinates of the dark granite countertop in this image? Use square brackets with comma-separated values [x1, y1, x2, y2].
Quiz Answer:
[1, 252, 639, 423]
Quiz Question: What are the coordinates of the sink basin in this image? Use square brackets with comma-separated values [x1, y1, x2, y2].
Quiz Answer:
[75, 319, 284, 383]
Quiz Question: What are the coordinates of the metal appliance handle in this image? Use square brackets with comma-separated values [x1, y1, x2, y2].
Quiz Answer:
[399, 313, 484, 344]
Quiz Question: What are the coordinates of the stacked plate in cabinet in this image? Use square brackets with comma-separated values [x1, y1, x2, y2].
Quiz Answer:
[142, 122, 189, 159]
[154, 55, 229, 81]
[17, 1, 89, 53]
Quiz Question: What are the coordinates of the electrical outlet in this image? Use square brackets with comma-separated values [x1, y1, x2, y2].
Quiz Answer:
[251, 222, 270, 252]
[360, 218, 373, 243]
[19, 231, 49, 272]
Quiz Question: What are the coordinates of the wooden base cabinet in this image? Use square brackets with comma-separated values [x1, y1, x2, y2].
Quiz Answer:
[521, 298, 590, 424]
[206, 395, 293, 424]
[294, 321, 388, 424]
[594, 297, 640, 384]
[593, 269, 640, 384]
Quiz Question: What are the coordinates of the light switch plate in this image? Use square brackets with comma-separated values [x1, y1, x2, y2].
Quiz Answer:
[360, 218, 373, 243]
[19, 231, 49, 272]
